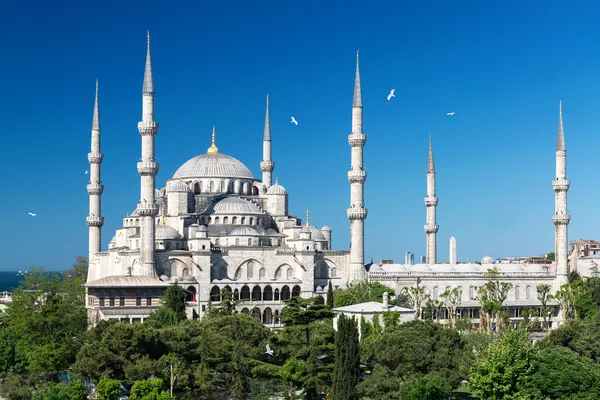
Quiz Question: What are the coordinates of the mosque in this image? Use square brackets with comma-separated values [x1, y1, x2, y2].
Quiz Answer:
[85, 36, 571, 329]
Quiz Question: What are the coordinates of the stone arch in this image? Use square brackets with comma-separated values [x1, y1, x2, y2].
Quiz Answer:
[251, 307, 261, 321]
[514, 285, 520, 301]
[274, 310, 280, 324]
[243, 182, 249, 194]
[263, 307, 273, 324]
[247, 238, 252, 246]
[432, 286, 439, 300]
[235, 238, 240, 246]
[234, 259, 263, 280]
[259, 268, 266, 279]
[252, 286, 262, 301]
[274, 288, 280, 301]
[240, 285, 250, 300]
[526, 285, 532, 300]
[167, 258, 188, 279]
[186, 286, 196, 302]
[275, 264, 293, 280]
[222, 285, 232, 300]
[241, 216, 246, 225]
[264, 285, 273, 301]
[215, 216, 220, 224]
[233, 216, 238, 224]
[220, 181, 226, 192]
[210, 286, 221, 302]
[287, 267, 294, 279]
[292, 285, 301, 297]
[223, 216, 229, 224]
[241, 307, 249, 314]
[469, 286, 475, 300]
[315, 295, 324, 305]
[209, 181, 215, 192]
[131, 258, 140, 276]
[281, 285, 291, 300]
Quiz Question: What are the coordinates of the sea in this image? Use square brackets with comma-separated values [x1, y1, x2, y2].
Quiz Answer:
[0, 272, 26, 292]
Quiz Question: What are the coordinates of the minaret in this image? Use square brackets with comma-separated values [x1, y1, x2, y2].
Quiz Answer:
[449, 236, 457, 265]
[424, 133, 439, 264]
[347, 51, 368, 283]
[260, 94, 274, 187]
[553, 101, 570, 289]
[137, 32, 160, 277]
[86, 80, 104, 272]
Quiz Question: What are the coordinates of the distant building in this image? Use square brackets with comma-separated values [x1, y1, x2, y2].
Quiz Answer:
[404, 251, 415, 265]
[570, 239, 600, 276]
[419, 256, 426, 264]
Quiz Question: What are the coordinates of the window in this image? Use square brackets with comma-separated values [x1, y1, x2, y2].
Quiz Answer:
[136, 297, 142, 306]
[119, 297, 125, 307]
[146, 297, 152, 306]
[248, 238, 252, 246]
[109, 297, 115, 306]
[99, 297, 105, 307]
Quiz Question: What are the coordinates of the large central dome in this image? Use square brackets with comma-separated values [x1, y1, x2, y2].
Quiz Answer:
[172, 153, 254, 180]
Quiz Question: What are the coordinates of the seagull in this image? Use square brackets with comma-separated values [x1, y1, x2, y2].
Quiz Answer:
[387, 89, 396, 102]
[290, 116, 298, 126]
[265, 344, 274, 356]
[84, 170, 89, 175]
[446, 112, 455, 116]
[28, 212, 37, 217]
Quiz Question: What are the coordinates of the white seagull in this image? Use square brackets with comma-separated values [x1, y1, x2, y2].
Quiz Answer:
[265, 344, 274, 356]
[387, 88, 396, 102]
[290, 116, 298, 126]
[85, 170, 89, 175]
[446, 112, 456, 116]
[28, 212, 37, 217]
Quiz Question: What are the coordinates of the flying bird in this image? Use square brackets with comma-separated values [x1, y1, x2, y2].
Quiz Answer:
[265, 344, 274, 356]
[28, 212, 37, 217]
[446, 112, 455, 116]
[290, 116, 298, 126]
[387, 89, 396, 102]
[85, 170, 89, 175]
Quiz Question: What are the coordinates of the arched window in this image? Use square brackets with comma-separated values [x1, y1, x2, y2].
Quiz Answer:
[515, 286, 520, 301]
[259, 268, 266, 279]
[526, 286, 531, 300]
[433, 287, 439, 300]
[198, 181, 203, 193]
[247, 262, 254, 279]
[263, 286, 273, 301]
[281, 286, 290, 300]
[186, 286, 197, 302]
[292, 285, 301, 297]
[210, 286, 221, 302]
[182, 267, 190, 277]
[223, 216, 228, 224]
[274, 288, 280, 301]
[469, 286, 475, 300]
[274, 310, 280, 324]
[248, 238, 252, 246]
[209, 181, 215, 192]
[215, 238, 220, 246]
[252, 286, 261, 301]
[135, 219, 140, 227]
[251, 307, 261, 321]
[275, 268, 283, 280]
[263, 308, 273, 324]
[220, 181, 225, 192]
[249, 217, 254, 225]
[240, 286, 250, 300]
[241, 217, 246, 225]
[330, 268, 337, 278]
[233, 216, 238, 224]
[215, 217, 220, 224]
[287, 268, 293, 279]
[235, 238, 240, 246]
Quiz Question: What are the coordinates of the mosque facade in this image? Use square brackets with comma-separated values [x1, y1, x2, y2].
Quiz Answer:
[85, 37, 572, 329]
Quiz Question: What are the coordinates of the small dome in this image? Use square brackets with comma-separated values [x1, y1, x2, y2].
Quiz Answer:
[524, 264, 548, 273]
[410, 264, 432, 272]
[431, 264, 456, 272]
[197, 225, 208, 232]
[172, 153, 254, 180]
[210, 197, 262, 215]
[229, 226, 260, 236]
[267, 183, 287, 194]
[497, 264, 523, 273]
[155, 225, 181, 240]
[167, 181, 191, 193]
[369, 264, 384, 272]
[455, 263, 482, 273]
[481, 255, 494, 264]
[321, 226, 331, 232]
[384, 264, 407, 272]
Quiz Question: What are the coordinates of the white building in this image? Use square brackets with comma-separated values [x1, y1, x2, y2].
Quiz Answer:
[85, 38, 367, 326]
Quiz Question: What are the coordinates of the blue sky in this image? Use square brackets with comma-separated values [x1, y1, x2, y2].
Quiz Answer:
[1, 0, 599, 271]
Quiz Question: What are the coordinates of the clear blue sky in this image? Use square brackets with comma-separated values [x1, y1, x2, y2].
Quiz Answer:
[1, 0, 599, 271]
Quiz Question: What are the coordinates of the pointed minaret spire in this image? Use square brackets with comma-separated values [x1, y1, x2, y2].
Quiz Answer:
[87, 81, 105, 281]
[142, 30, 154, 94]
[428, 133, 435, 173]
[353, 50, 362, 108]
[557, 100, 565, 151]
[424, 133, 439, 264]
[261, 94, 275, 186]
[306, 208, 310, 226]
[207, 126, 219, 154]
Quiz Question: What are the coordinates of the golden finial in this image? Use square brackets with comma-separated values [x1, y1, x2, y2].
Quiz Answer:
[305, 208, 310, 226]
[160, 206, 165, 225]
[207, 126, 219, 154]
[147, 30, 150, 45]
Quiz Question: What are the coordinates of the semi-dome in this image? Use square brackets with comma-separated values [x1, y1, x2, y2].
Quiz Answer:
[455, 263, 482, 273]
[167, 181, 191, 192]
[210, 197, 262, 214]
[369, 264, 384, 272]
[431, 264, 456, 272]
[411, 264, 432, 272]
[300, 226, 326, 241]
[321, 226, 331, 232]
[267, 183, 287, 194]
[172, 153, 254, 180]
[155, 225, 181, 240]
[497, 264, 523, 273]
[229, 226, 260, 236]
[481, 255, 494, 264]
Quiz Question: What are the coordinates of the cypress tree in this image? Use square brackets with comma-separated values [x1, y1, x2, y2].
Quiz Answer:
[332, 314, 360, 400]
[327, 280, 334, 308]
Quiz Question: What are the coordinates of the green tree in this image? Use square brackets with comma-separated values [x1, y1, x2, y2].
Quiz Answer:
[403, 286, 427, 319]
[96, 376, 122, 400]
[469, 329, 534, 399]
[333, 282, 395, 308]
[327, 280, 334, 309]
[397, 373, 452, 400]
[546, 251, 555, 261]
[331, 314, 360, 400]
[43, 381, 88, 400]
[161, 285, 187, 320]
[129, 378, 171, 400]
[476, 267, 512, 332]
[440, 287, 462, 328]
[536, 283, 552, 331]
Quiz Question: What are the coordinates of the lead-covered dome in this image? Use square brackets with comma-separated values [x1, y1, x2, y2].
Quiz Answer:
[210, 197, 262, 214]
[172, 153, 254, 180]
[155, 225, 181, 240]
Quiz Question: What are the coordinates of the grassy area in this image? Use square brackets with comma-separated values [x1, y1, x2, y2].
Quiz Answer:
[453, 383, 478, 399]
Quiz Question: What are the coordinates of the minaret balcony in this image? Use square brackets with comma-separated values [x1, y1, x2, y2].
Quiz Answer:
[552, 179, 570, 191]
[552, 213, 571, 225]
[348, 133, 366, 147]
[87, 183, 104, 195]
[87, 152, 104, 164]
[137, 161, 159, 176]
[424, 196, 438, 206]
[347, 207, 368, 220]
[137, 202, 159, 217]
[424, 224, 439, 234]
[348, 169, 367, 183]
[86, 216, 104, 227]
[260, 160, 274, 172]
[138, 121, 159, 136]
